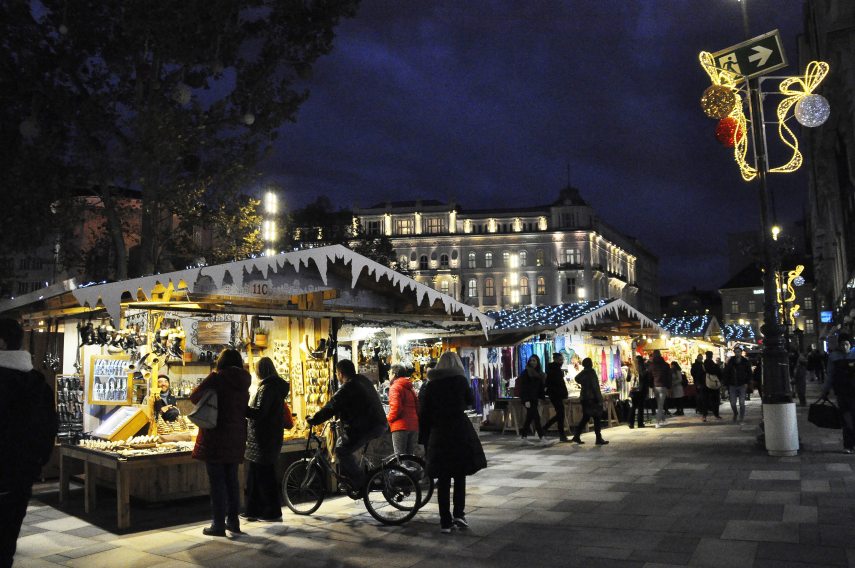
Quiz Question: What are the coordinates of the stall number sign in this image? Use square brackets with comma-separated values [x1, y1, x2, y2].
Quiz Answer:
[711, 29, 787, 80]
[249, 281, 271, 296]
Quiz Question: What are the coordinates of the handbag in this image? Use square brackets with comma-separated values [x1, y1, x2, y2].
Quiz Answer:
[188, 389, 218, 429]
[808, 398, 842, 429]
[282, 401, 295, 430]
[705, 372, 721, 390]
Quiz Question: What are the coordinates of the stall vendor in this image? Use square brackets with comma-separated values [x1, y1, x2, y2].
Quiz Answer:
[145, 375, 180, 421]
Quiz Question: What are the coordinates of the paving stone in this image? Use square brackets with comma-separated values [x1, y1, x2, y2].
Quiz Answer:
[721, 520, 800, 543]
[689, 537, 757, 568]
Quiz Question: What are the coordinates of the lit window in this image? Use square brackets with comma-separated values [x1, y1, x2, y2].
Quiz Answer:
[520, 276, 529, 295]
[424, 217, 445, 234]
[468, 279, 478, 298]
[805, 318, 815, 333]
[748, 300, 756, 312]
[395, 218, 414, 235]
[536, 277, 546, 295]
[536, 250, 544, 267]
[485, 252, 493, 268]
[519, 251, 527, 266]
[503, 251, 510, 266]
[502, 278, 509, 296]
[804, 297, 813, 310]
[731, 300, 740, 313]
[564, 249, 580, 265]
[441, 281, 450, 295]
[485, 278, 495, 297]
[468, 251, 476, 268]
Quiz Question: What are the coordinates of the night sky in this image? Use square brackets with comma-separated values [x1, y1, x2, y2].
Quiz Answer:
[264, 1, 809, 295]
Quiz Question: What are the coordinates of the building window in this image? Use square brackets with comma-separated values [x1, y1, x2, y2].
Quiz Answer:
[367, 220, 381, 236]
[519, 251, 527, 267]
[484, 278, 495, 297]
[503, 251, 510, 266]
[440, 254, 449, 268]
[424, 217, 445, 234]
[536, 277, 546, 295]
[410, 251, 417, 262]
[485, 252, 493, 268]
[441, 281, 450, 295]
[395, 218, 414, 235]
[399, 255, 408, 268]
[566, 278, 577, 295]
[419, 255, 428, 270]
[748, 300, 756, 312]
[564, 249, 580, 265]
[804, 296, 813, 310]
[805, 318, 815, 333]
[502, 278, 509, 296]
[468, 251, 476, 268]
[520, 276, 529, 295]
[468, 279, 477, 298]
[536, 250, 544, 267]
[730, 300, 739, 313]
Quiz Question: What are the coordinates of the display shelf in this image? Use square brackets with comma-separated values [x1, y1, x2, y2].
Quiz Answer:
[88, 355, 132, 405]
[57, 375, 84, 445]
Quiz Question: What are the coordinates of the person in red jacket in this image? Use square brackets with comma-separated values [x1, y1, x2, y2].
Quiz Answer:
[387, 364, 420, 455]
[190, 348, 251, 537]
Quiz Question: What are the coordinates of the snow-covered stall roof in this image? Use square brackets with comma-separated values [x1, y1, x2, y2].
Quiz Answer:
[3, 245, 492, 333]
[486, 298, 666, 337]
[657, 315, 722, 340]
[721, 322, 758, 343]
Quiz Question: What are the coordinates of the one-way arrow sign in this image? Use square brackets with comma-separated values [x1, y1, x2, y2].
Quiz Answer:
[711, 29, 787, 80]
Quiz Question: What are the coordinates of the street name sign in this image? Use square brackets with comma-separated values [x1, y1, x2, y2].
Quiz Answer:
[711, 29, 787, 80]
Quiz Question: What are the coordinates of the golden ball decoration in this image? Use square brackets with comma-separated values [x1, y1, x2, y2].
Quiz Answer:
[700, 85, 737, 119]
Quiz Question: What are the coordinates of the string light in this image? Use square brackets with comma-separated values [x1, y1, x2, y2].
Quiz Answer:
[701, 85, 738, 119]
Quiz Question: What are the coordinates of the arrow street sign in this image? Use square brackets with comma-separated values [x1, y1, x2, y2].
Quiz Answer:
[711, 29, 787, 80]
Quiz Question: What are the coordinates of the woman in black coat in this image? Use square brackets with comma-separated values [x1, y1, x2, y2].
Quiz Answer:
[419, 351, 487, 534]
[242, 357, 290, 523]
[571, 358, 608, 445]
[517, 354, 548, 445]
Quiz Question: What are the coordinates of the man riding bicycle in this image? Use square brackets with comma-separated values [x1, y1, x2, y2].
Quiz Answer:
[307, 359, 388, 494]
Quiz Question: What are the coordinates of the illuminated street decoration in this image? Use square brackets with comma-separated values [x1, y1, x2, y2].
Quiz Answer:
[775, 264, 804, 327]
[701, 84, 738, 119]
[770, 61, 829, 174]
[794, 94, 831, 127]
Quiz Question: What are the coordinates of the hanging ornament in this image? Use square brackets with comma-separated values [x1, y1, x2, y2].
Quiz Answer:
[794, 93, 830, 127]
[700, 85, 737, 119]
[242, 113, 255, 126]
[715, 116, 743, 148]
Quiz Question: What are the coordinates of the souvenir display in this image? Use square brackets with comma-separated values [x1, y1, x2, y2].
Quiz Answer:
[88, 355, 132, 405]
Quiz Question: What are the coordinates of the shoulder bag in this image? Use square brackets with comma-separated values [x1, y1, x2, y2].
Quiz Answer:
[808, 397, 842, 429]
[188, 389, 218, 429]
[705, 372, 721, 390]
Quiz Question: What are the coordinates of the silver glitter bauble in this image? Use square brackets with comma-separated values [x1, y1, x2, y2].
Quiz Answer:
[794, 94, 830, 127]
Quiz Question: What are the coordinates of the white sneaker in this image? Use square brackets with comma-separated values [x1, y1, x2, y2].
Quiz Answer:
[538, 438, 556, 447]
[521, 438, 535, 446]
[655, 423, 662, 429]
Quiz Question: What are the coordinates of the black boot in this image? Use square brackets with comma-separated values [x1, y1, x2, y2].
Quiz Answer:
[595, 438, 609, 445]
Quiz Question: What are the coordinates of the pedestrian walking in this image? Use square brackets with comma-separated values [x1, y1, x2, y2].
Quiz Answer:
[691, 354, 708, 419]
[419, 352, 487, 533]
[517, 354, 549, 446]
[821, 333, 855, 454]
[703, 351, 723, 420]
[669, 361, 686, 416]
[571, 358, 609, 445]
[628, 355, 649, 428]
[242, 356, 289, 523]
[724, 347, 752, 424]
[792, 356, 807, 407]
[649, 350, 671, 428]
[542, 353, 569, 441]
[387, 363, 420, 454]
[191, 348, 251, 536]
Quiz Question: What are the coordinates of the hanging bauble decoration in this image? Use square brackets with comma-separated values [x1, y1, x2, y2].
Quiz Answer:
[242, 113, 255, 126]
[700, 85, 737, 119]
[715, 116, 742, 148]
[794, 93, 830, 127]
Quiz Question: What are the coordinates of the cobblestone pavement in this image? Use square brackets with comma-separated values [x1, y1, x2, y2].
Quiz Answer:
[13, 383, 855, 567]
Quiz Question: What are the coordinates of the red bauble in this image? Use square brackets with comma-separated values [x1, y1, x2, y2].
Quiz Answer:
[715, 117, 743, 148]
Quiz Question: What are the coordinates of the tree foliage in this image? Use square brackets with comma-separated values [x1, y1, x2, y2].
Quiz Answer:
[0, 0, 358, 279]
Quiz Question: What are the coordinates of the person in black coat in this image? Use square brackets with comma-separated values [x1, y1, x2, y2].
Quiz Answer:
[629, 355, 649, 428]
[308, 359, 388, 490]
[690, 354, 708, 420]
[242, 357, 290, 522]
[542, 353, 569, 441]
[517, 354, 548, 445]
[571, 358, 608, 445]
[419, 351, 487, 534]
[703, 351, 723, 420]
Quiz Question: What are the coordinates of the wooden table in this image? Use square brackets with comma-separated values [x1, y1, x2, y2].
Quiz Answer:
[59, 445, 206, 530]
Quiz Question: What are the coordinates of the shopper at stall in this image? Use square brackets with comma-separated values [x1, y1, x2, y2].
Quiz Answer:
[571, 357, 609, 445]
[242, 357, 289, 523]
[691, 354, 708, 420]
[0, 318, 57, 568]
[419, 351, 487, 533]
[542, 353, 569, 442]
[307, 359, 388, 492]
[387, 364, 420, 455]
[649, 350, 671, 428]
[703, 351, 723, 420]
[191, 348, 251, 537]
[669, 361, 686, 416]
[628, 355, 649, 428]
[723, 347, 752, 424]
[821, 334, 855, 453]
[517, 354, 549, 445]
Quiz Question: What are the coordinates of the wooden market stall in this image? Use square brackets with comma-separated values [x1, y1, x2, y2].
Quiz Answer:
[0, 245, 491, 529]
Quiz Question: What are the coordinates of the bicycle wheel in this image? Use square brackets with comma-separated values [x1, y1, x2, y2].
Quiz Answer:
[363, 463, 421, 525]
[282, 459, 325, 515]
[396, 454, 434, 510]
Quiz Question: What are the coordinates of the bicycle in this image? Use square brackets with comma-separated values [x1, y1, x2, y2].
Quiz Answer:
[281, 422, 422, 525]
[383, 453, 434, 510]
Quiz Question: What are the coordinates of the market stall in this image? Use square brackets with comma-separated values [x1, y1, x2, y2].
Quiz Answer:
[1, 245, 491, 528]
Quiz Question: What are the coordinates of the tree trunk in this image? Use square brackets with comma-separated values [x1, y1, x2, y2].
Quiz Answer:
[98, 185, 128, 281]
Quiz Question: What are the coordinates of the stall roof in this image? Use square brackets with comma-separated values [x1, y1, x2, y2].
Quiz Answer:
[721, 322, 758, 343]
[0, 245, 493, 333]
[657, 315, 722, 341]
[486, 298, 667, 338]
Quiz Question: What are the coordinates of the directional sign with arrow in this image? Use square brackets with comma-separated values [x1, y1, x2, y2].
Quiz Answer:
[711, 29, 787, 81]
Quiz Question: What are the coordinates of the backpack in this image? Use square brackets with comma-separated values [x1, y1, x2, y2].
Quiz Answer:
[705, 372, 721, 390]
